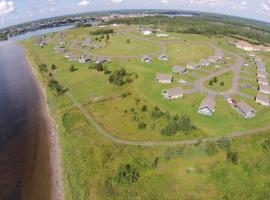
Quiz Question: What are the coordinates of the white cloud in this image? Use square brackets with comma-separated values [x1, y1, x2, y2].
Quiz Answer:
[161, 0, 169, 3]
[78, 0, 90, 7]
[260, 2, 270, 13]
[0, 0, 14, 17]
[110, 0, 123, 3]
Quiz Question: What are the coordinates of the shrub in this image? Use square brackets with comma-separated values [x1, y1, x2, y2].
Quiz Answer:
[220, 81, 224, 86]
[261, 138, 270, 151]
[138, 122, 147, 130]
[48, 79, 67, 95]
[121, 91, 132, 98]
[141, 105, 147, 112]
[51, 64, 57, 70]
[209, 79, 213, 85]
[205, 141, 219, 156]
[115, 164, 140, 185]
[90, 29, 114, 35]
[152, 157, 159, 168]
[213, 77, 218, 83]
[108, 68, 132, 86]
[217, 137, 231, 150]
[126, 38, 131, 43]
[226, 150, 239, 164]
[69, 64, 78, 72]
[38, 64, 48, 74]
[151, 106, 164, 119]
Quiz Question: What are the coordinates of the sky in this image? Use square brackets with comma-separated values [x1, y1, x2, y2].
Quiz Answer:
[1, 0, 270, 28]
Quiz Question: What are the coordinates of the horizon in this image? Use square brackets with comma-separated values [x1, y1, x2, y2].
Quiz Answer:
[1, 0, 270, 29]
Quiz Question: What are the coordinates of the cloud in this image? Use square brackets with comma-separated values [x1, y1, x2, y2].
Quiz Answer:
[0, 0, 15, 17]
[161, 0, 169, 3]
[48, 0, 57, 5]
[260, 1, 270, 13]
[110, 0, 123, 3]
[78, 0, 90, 7]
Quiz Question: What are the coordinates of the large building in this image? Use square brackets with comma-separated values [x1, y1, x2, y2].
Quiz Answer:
[259, 85, 270, 94]
[156, 73, 173, 84]
[172, 65, 188, 74]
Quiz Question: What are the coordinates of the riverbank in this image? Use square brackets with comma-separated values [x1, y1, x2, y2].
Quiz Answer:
[23, 46, 64, 200]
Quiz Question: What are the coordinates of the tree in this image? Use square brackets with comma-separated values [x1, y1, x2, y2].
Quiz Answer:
[220, 81, 224, 86]
[261, 138, 270, 151]
[38, 64, 48, 74]
[209, 79, 213, 85]
[213, 76, 218, 83]
[217, 137, 231, 150]
[126, 38, 131, 43]
[115, 164, 140, 185]
[205, 141, 219, 156]
[106, 34, 110, 40]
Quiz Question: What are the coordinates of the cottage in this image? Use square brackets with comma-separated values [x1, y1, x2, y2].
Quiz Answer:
[258, 77, 268, 86]
[68, 54, 80, 61]
[156, 73, 173, 84]
[186, 62, 199, 70]
[141, 56, 152, 63]
[158, 54, 169, 61]
[236, 41, 253, 51]
[256, 93, 270, 106]
[257, 71, 268, 78]
[197, 97, 216, 116]
[199, 59, 210, 66]
[79, 55, 92, 63]
[208, 56, 219, 63]
[259, 85, 270, 94]
[143, 30, 152, 35]
[235, 101, 256, 118]
[172, 65, 187, 74]
[95, 57, 107, 64]
[162, 87, 184, 99]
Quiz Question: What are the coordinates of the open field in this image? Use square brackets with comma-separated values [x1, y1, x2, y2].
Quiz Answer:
[21, 24, 270, 200]
[204, 71, 233, 92]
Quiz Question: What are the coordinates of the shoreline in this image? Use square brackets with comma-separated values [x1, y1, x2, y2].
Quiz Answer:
[23, 46, 64, 200]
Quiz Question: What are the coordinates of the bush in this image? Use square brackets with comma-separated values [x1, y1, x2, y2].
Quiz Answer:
[141, 105, 147, 112]
[205, 141, 219, 156]
[90, 29, 114, 35]
[226, 150, 239, 164]
[48, 79, 67, 95]
[38, 64, 48, 74]
[108, 68, 132, 86]
[138, 122, 147, 130]
[217, 137, 231, 150]
[51, 64, 57, 70]
[213, 77, 218, 83]
[220, 81, 224, 86]
[94, 63, 104, 71]
[209, 79, 213, 85]
[126, 38, 131, 43]
[120, 91, 131, 98]
[115, 164, 140, 185]
[261, 138, 270, 151]
[69, 64, 78, 72]
[151, 106, 164, 119]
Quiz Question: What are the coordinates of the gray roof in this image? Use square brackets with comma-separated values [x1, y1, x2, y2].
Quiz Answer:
[199, 58, 210, 66]
[256, 93, 269, 103]
[172, 65, 187, 73]
[260, 85, 270, 92]
[142, 55, 152, 61]
[236, 101, 256, 115]
[187, 61, 198, 68]
[208, 56, 219, 62]
[257, 71, 268, 77]
[158, 54, 168, 59]
[163, 87, 183, 97]
[258, 77, 268, 84]
[199, 96, 215, 111]
[156, 73, 173, 81]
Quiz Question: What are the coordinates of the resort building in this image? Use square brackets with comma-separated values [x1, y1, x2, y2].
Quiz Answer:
[235, 101, 256, 118]
[258, 77, 268, 86]
[172, 65, 188, 74]
[156, 73, 173, 84]
[158, 54, 169, 61]
[208, 56, 219, 63]
[259, 85, 270, 94]
[162, 87, 184, 99]
[257, 71, 268, 78]
[256, 93, 270, 106]
[199, 59, 210, 66]
[197, 96, 216, 116]
[141, 55, 152, 63]
[186, 61, 199, 70]
[236, 41, 253, 51]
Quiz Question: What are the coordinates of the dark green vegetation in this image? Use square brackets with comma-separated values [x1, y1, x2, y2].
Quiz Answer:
[111, 15, 270, 44]
[90, 29, 114, 35]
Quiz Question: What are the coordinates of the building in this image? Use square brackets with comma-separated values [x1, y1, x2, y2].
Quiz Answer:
[186, 61, 199, 70]
[258, 77, 268, 86]
[158, 54, 169, 61]
[141, 55, 152, 63]
[143, 30, 152, 35]
[257, 71, 268, 78]
[199, 58, 210, 66]
[34, 36, 45, 47]
[162, 87, 184, 99]
[79, 55, 92, 63]
[256, 93, 270, 106]
[197, 96, 216, 116]
[172, 65, 188, 74]
[259, 85, 270, 94]
[68, 54, 80, 61]
[95, 57, 107, 64]
[235, 41, 253, 51]
[156, 73, 173, 84]
[235, 101, 256, 118]
[208, 56, 219, 63]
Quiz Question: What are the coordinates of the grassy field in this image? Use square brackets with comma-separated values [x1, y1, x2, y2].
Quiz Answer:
[204, 71, 234, 92]
[21, 25, 270, 200]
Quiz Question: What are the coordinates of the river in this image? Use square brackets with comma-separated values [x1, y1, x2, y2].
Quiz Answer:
[0, 25, 72, 200]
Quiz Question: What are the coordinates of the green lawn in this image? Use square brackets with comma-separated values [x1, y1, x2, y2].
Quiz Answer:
[204, 71, 234, 92]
